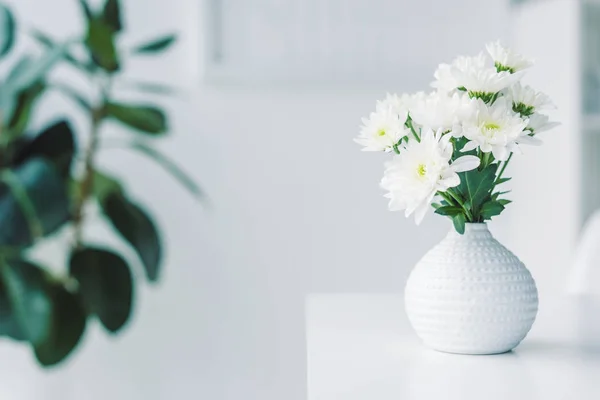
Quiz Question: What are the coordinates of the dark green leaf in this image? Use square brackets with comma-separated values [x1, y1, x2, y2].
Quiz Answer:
[85, 18, 119, 72]
[15, 120, 76, 176]
[498, 199, 512, 206]
[0, 277, 26, 340]
[456, 164, 498, 218]
[480, 200, 505, 220]
[434, 205, 463, 217]
[495, 177, 512, 185]
[0, 259, 53, 345]
[101, 193, 162, 281]
[102, 0, 122, 32]
[453, 213, 466, 235]
[0, 4, 16, 57]
[106, 102, 167, 134]
[132, 34, 177, 54]
[34, 284, 86, 366]
[431, 203, 442, 210]
[0, 158, 70, 247]
[125, 141, 202, 199]
[70, 247, 133, 333]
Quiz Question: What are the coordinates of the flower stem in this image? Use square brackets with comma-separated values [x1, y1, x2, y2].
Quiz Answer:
[447, 189, 474, 221]
[481, 152, 490, 169]
[495, 153, 513, 184]
[405, 118, 420, 142]
[439, 190, 473, 222]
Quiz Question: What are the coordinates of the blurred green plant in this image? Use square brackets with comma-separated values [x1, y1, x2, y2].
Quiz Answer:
[0, 0, 200, 366]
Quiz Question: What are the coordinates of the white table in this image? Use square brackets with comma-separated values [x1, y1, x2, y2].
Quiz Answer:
[306, 294, 600, 400]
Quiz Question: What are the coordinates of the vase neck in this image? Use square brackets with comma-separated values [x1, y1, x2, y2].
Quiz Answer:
[447, 223, 492, 240]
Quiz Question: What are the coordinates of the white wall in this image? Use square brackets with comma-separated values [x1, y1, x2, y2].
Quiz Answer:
[6, 1, 578, 400]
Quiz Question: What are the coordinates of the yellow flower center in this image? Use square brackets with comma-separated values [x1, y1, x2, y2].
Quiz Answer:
[482, 122, 500, 138]
[417, 164, 427, 177]
[377, 129, 386, 137]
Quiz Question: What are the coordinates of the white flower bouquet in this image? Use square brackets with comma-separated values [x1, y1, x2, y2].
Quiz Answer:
[356, 42, 559, 234]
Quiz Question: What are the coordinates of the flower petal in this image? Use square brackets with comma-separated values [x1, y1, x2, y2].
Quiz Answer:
[451, 155, 480, 173]
[461, 141, 479, 152]
[414, 192, 436, 225]
[438, 174, 460, 189]
[492, 145, 509, 161]
[518, 134, 543, 146]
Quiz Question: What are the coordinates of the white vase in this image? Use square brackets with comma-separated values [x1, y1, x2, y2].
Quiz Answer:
[405, 223, 538, 355]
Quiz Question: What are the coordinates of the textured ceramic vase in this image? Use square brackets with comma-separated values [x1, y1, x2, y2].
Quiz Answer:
[405, 223, 539, 355]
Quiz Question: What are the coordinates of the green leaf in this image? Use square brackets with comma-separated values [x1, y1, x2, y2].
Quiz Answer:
[434, 205, 463, 217]
[0, 277, 26, 341]
[495, 177, 512, 185]
[106, 102, 167, 134]
[125, 141, 202, 199]
[453, 213, 466, 235]
[0, 158, 70, 247]
[70, 247, 133, 333]
[102, 0, 122, 32]
[0, 4, 15, 57]
[85, 18, 119, 72]
[132, 34, 177, 54]
[498, 199, 512, 206]
[6, 82, 45, 139]
[101, 192, 162, 281]
[92, 170, 122, 203]
[34, 283, 86, 366]
[480, 200, 505, 220]
[0, 259, 53, 345]
[9, 44, 66, 93]
[0, 57, 34, 124]
[118, 80, 179, 95]
[15, 120, 76, 176]
[456, 164, 498, 218]
[30, 30, 94, 73]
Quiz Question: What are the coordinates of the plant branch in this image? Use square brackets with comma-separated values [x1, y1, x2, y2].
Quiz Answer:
[72, 106, 102, 248]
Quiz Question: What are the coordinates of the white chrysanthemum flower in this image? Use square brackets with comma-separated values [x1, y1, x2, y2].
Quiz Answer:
[431, 55, 486, 93]
[506, 82, 555, 115]
[431, 63, 458, 93]
[486, 41, 534, 73]
[527, 113, 560, 134]
[433, 53, 522, 95]
[381, 129, 480, 224]
[355, 106, 409, 152]
[461, 98, 531, 161]
[410, 91, 475, 133]
[376, 93, 414, 118]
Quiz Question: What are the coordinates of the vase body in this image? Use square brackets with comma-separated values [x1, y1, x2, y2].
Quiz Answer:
[405, 223, 538, 354]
